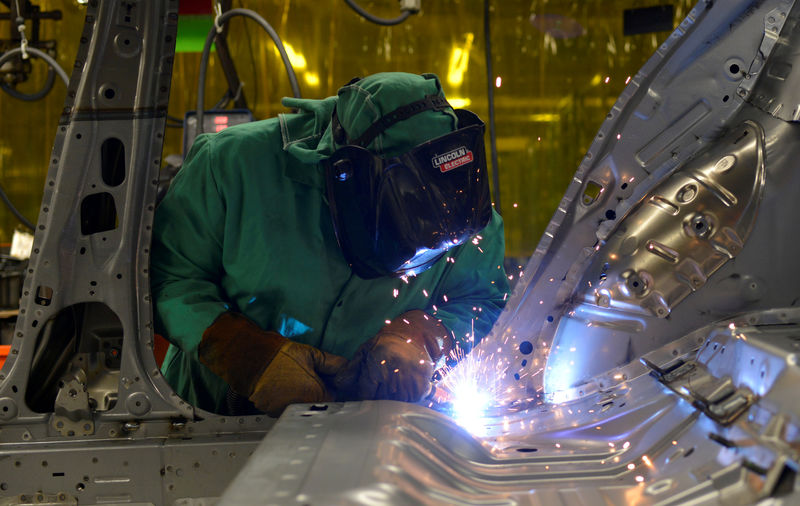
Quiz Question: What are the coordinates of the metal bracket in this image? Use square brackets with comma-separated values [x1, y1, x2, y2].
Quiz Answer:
[400, 0, 422, 13]
[737, 2, 793, 99]
[50, 369, 94, 437]
[642, 357, 755, 425]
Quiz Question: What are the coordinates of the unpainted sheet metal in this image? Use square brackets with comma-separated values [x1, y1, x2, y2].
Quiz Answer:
[220, 308, 800, 505]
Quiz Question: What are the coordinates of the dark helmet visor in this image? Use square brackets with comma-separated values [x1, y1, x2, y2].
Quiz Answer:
[324, 109, 492, 279]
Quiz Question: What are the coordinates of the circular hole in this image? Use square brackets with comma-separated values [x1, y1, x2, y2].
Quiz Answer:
[11, 385, 17, 393]
[729, 63, 740, 74]
[123, 39, 130, 46]
[605, 209, 617, 220]
[76, 133, 82, 139]
[723, 95, 729, 102]
[621, 183, 628, 190]
[632, 281, 639, 288]
[76, 483, 85, 492]
[80, 247, 86, 255]
[546, 315, 554, 322]
[103, 88, 116, 99]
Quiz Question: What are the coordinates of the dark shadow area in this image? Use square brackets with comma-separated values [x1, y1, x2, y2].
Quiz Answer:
[26, 302, 123, 414]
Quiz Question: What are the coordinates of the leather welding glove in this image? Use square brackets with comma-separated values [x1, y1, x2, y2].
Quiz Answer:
[198, 312, 347, 417]
[335, 310, 452, 402]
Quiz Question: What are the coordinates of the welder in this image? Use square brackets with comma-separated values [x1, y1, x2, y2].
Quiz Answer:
[151, 72, 510, 417]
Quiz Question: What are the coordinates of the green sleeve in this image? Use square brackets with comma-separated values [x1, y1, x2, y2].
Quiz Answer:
[430, 210, 510, 351]
[151, 135, 230, 361]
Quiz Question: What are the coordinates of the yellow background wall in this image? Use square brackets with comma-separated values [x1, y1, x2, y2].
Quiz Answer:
[0, 0, 694, 258]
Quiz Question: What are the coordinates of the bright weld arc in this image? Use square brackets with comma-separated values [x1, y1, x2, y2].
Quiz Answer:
[433, 323, 501, 436]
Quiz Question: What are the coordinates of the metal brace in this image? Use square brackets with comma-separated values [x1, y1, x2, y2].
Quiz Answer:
[50, 368, 95, 436]
[737, 1, 793, 98]
[642, 357, 755, 425]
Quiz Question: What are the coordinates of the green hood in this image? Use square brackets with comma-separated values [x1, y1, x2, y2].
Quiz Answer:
[280, 72, 458, 164]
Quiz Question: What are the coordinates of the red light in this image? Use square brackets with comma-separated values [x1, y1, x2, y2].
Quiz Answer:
[214, 115, 229, 124]
[215, 125, 226, 132]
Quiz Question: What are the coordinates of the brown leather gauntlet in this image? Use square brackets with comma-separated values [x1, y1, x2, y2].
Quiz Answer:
[335, 310, 452, 402]
[199, 312, 346, 417]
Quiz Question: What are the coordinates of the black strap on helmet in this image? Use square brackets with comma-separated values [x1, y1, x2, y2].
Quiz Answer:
[331, 93, 451, 148]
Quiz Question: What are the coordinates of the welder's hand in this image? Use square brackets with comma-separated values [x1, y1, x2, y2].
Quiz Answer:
[335, 310, 452, 402]
[198, 312, 347, 417]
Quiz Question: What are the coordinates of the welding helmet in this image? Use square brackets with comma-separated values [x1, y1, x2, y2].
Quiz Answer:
[323, 80, 492, 279]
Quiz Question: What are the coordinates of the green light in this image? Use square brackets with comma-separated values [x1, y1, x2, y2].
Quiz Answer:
[176, 15, 214, 53]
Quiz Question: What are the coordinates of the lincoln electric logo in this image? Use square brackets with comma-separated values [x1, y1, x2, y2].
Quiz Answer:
[432, 146, 473, 173]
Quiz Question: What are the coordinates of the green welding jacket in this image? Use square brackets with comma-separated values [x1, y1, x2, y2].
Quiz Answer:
[151, 73, 511, 414]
